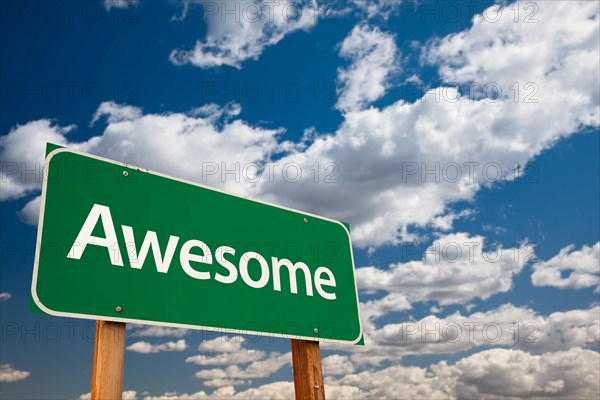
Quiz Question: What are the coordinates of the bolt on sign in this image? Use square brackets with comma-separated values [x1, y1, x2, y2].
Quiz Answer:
[31, 144, 362, 344]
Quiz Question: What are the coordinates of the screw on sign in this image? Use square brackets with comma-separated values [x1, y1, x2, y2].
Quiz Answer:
[31, 144, 362, 399]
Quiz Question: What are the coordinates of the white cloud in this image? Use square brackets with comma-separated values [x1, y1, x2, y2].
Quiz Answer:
[367, 305, 599, 358]
[0, 120, 73, 201]
[360, 292, 412, 320]
[452, 348, 600, 399]
[336, 24, 399, 112]
[351, 0, 403, 20]
[190, 102, 241, 120]
[103, 0, 138, 12]
[131, 325, 189, 338]
[186, 349, 265, 366]
[17, 195, 41, 225]
[126, 339, 187, 353]
[356, 233, 533, 305]
[194, 352, 291, 381]
[2, 102, 285, 225]
[0, 292, 11, 301]
[142, 381, 370, 399]
[79, 390, 137, 400]
[326, 303, 599, 368]
[143, 382, 293, 400]
[170, 1, 318, 69]
[0, 364, 30, 382]
[330, 347, 600, 400]
[222, 382, 292, 399]
[203, 379, 249, 388]
[521, 306, 600, 353]
[170, 1, 190, 22]
[3, 2, 599, 248]
[358, 293, 411, 336]
[255, 1, 599, 247]
[198, 335, 246, 353]
[91, 101, 143, 125]
[142, 389, 220, 400]
[430, 305, 443, 314]
[322, 354, 355, 376]
[141, 347, 600, 399]
[77, 103, 283, 193]
[331, 362, 455, 399]
[124, 392, 139, 400]
[532, 242, 600, 290]
[426, 1, 599, 130]
[187, 337, 282, 385]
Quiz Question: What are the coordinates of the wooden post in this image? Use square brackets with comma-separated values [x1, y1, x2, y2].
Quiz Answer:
[291, 339, 325, 400]
[91, 321, 126, 400]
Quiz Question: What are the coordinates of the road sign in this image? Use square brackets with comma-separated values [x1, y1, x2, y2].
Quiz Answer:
[32, 145, 362, 344]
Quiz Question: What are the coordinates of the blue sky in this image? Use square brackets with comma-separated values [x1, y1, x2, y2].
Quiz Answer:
[1, 0, 599, 398]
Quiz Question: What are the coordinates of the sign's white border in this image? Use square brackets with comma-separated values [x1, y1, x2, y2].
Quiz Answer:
[31, 147, 363, 345]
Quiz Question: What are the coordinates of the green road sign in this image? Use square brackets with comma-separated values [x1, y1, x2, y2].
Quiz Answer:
[31, 145, 362, 344]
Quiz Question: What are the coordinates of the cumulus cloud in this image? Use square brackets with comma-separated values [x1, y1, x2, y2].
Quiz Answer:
[322, 354, 355, 376]
[143, 382, 293, 400]
[336, 24, 399, 112]
[452, 348, 600, 399]
[198, 336, 246, 353]
[360, 292, 412, 321]
[91, 101, 143, 125]
[1, 102, 284, 225]
[2, 3, 598, 247]
[17, 195, 41, 225]
[331, 362, 455, 399]
[141, 381, 372, 399]
[186, 349, 265, 366]
[103, 0, 138, 12]
[0, 120, 73, 201]
[363, 304, 541, 359]
[126, 339, 187, 353]
[141, 335, 287, 388]
[79, 390, 137, 400]
[532, 242, 600, 290]
[203, 379, 249, 388]
[135, 347, 600, 399]
[369, 305, 598, 358]
[331, 347, 600, 400]
[131, 325, 189, 338]
[194, 352, 291, 382]
[426, 1, 599, 129]
[0, 292, 11, 301]
[521, 306, 600, 353]
[325, 303, 599, 368]
[0, 364, 30, 382]
[255, 1, 599, 246]
[356, 233, 533, 305]
[358, 292, 411, 336]
[170, 0, 318, 69]
[351, 0, 403, 20]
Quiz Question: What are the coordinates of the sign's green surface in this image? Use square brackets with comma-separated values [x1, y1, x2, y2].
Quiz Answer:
[32, 146, 362, 344]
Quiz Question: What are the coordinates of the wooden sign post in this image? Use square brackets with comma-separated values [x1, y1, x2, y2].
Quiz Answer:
[91, 321, 126, 400]
[291, 339, 325, 400]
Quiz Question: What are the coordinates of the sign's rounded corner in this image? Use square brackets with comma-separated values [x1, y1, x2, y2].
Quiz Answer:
[31, 284, 61, 317]
[44, 146, 72, 164]
[333, 219, 352, 242]
[348, 325, 364, 345]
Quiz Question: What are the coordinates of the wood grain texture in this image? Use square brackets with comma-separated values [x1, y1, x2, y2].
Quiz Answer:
[91, 321, 126, 400]
[291, 339, 325, 400]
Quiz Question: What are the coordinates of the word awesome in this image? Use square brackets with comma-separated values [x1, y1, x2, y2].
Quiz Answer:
[66, 204, 337, 300]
